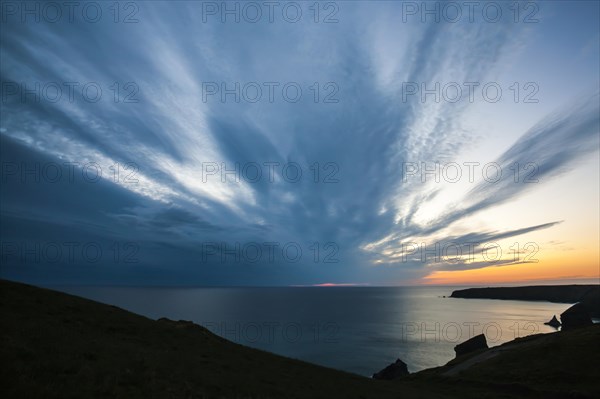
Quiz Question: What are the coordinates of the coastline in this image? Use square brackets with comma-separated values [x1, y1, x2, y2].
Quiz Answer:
[2, 279, 599, 398]
[450, 285, 600, 317]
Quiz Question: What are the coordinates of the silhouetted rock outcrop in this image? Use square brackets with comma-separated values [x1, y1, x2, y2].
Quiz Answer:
[372, 358, 409, 380]
[158, 317, 196, 328]
[454, 334, 488, 357]
[544, 315, 561, 329]
[157, 318, 214, 335]
[560, 303, 593, 331]
[580, 288, 600, 317]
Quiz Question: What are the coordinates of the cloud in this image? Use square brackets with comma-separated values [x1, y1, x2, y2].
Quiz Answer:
[365, 94, 599, 271]
[432, 92, 600, 230]
[1, 2, 598, 285]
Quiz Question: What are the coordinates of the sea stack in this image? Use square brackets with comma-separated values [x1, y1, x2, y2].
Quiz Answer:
[544, 315, 561, 329]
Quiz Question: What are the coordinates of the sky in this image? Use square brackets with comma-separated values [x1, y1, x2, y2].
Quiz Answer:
[0, 1, 599, 286]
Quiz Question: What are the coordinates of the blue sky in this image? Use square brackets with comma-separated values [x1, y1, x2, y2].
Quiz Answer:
[1, 1, 599, 285]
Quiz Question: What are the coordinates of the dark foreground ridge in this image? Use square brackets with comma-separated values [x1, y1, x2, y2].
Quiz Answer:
[450, 285, 600, 316]
[2, 279, 599, 398]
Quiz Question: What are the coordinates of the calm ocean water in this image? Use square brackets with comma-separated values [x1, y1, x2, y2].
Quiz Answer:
[54, 286, 572, 376]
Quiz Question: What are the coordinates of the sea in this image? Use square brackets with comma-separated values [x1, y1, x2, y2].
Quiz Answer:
[53, 286, 573, 377]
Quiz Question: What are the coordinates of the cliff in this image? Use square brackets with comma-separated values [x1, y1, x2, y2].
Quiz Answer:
[450, 285, 600, 316]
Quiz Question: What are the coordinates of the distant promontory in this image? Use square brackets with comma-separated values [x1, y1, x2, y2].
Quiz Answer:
[450, 285, 600, 317]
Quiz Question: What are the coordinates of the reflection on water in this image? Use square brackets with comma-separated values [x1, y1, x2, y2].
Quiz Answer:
[54, 286, 572, 376]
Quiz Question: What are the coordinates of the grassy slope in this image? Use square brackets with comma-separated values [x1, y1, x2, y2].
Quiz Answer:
[409, 326, 600, 399]
[0, 279, 430, 399]
[2, 279, 599, 399]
